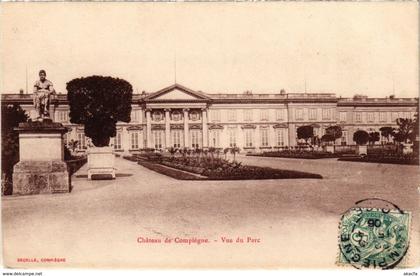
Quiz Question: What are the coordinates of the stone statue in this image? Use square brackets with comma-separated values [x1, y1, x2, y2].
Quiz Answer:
[33, 69, 56, 120]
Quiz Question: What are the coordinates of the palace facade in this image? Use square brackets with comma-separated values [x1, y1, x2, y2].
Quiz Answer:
[2, 83, 418, 153]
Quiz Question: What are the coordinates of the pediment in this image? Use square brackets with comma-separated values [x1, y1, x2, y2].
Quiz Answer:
[146, 84, 210, 101]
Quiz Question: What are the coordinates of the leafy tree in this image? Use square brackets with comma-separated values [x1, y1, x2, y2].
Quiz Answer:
[321, 134, 335, 145]
[379, 127, 394, 143]
[353, 130, 369, 145]
[296, 125, 314, 144]
[67, 76, 133, 147]
[368, 132, 380, 145]
[325, 125, 342, 142]
[223, 147, 230, 159]
[392, 118, 416, 144]
[168, 147, 178, 157]
[230, 146, 240, 161]
[1, 104, 29, 195]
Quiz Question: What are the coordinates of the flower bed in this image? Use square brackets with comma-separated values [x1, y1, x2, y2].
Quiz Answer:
[338, 153, 419, 165]
[132, 155, 322, 180]
[137, 160, 206, 180]
[247, 150, 339, 159]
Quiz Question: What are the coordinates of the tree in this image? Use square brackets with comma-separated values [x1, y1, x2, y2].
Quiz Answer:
[353, 130, 369, 145]
[368, 132, 380, 145]
[392, 118, 416, 144]
[1, 104, 29, 194]
[296, 125, 314, 144]
[321, 134, 335, 145]
[67, 76, 133, 147]
[168, 147, 178, 157]
[379, 127, 394, 144]
[325, 125, 342, 142]
[230, 146, 240, 161]
[223, 147, 230, 159]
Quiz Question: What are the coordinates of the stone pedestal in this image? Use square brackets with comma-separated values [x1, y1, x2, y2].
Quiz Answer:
[324, 145, 335, 153]
[12, 120, 69, 195]
[87, 146, 115, 180]
[356, 145, 368, 156]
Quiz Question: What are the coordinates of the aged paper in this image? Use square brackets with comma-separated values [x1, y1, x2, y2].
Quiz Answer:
[1, 1, 419, 271]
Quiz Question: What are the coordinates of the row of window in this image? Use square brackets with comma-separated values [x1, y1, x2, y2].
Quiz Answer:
[210, 108, 336, 122]
[54, 109, 415, 124]
[211, 109, 285, 122]
[352, 111, 413, 123]
[68, 129, 288, 150]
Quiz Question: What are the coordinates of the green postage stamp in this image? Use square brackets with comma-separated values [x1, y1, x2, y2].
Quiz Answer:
[338, 206, 410, 269]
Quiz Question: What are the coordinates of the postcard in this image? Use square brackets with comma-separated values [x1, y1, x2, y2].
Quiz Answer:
[1, 1, 419, 271]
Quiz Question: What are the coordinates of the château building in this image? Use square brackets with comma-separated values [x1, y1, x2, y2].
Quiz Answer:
[2, 83, 418, 154]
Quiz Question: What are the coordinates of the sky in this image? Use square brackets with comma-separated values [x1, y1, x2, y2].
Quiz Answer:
[0, 2, 418, 97]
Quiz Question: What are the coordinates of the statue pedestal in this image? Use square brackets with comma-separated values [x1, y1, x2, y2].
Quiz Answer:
[12, 120, 70, 195]
[87, 146, 116, 180]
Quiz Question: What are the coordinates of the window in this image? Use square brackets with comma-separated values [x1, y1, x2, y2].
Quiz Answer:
[152, 111, 163, 122]
[171, 130, 182, 148]
[152, 131, 163, 149]
[260, 128, 269, 147]
[309, 109, 317, 120]
[322, 109, 331, 120]
[131, 110, 140, 122]
[276, 109, 284, 121]
[56, 111, 68, 122]
[114, 132, 122, 150]
[391, 112, 399, 122]
[209, 130, 220, 148]
[367, 112, 374, 122]
[190, 130, 201, 148]
[77, 133, 86, 150]
[275, 129, 285, 146]
[295, 109, 304, 120]
[243, 110, 253, 121]
[355, 112, 362, 123]
[379, 112, 387, 122]
[244, 129, 254, 147]
[260, 109, 269, 121]
[130, 132, 139, 149]
[228, 129, 236, 147]
[227, 110, 237, 122]
[211, 110, 221, 122]
[339, 112, 347, 122]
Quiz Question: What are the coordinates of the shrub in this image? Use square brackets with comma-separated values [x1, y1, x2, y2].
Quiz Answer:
[353, 130, 369, 145]
[67, 76, 133, 147]
[1, 104, 29, 195]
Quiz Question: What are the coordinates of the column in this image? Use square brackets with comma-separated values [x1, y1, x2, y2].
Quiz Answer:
[201, 108, 208, 148]
[146, 108, 152, 148]
[165, 109, 171, 149]
[183, 108, 189, 148]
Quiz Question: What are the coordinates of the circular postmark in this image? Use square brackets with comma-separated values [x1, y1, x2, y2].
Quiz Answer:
[338, 199, 410, 269]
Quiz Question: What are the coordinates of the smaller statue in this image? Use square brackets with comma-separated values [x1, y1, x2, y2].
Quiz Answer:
[33, 69, 56, 120]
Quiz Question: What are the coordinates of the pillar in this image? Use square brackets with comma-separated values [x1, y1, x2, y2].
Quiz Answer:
[146, 108, 152, 148]
[202, 108, 208, 148]
[183, 108, 189, 148]
[165, 108, 171, 149]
